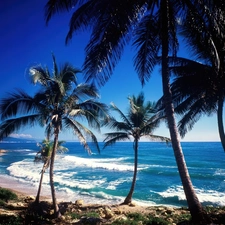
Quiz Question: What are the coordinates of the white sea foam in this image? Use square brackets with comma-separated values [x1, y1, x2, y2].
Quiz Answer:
[62, 155, 147, 171]
[106, 178, 131, 190]
[158, 185, 186, 201]
[196, 188, 225, 206]
[214, 168, 225, 177]
[158, 185, 225, 206]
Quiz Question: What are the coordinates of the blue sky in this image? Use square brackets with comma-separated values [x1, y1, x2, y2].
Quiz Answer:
[0, 0, 220, 142]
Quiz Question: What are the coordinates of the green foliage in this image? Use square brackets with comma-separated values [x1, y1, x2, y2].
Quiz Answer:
[175, 213, 191, 222]
[0, 187, 18, 202]
[84, 211, 100, 218]
[111, 212, 168, 225]
[146, 215, 169, 225]
[0, 215, 22, 225]
[67, 211, 99, 220]
[127, 212, 146, 221]
[68, 212, 82, 220]
[0, 199, 6, 206]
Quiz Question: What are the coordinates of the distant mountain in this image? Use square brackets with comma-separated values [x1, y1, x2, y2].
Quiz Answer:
[0, 137, 37, 143]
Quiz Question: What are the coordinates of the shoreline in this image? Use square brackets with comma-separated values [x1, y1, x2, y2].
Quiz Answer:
[0, 183, 192, 223]
[1, 176, 225, 224]
[0, 174, 52, 201]
[0, 174, 164, 208]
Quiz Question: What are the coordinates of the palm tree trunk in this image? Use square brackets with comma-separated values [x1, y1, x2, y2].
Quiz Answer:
[160, 0, 206, 222]
[123, 139, 138, 204]
[35, 166, 45, 203]
[49, 128, 61, 218]
[217, 95, 225, 151]
[35, 159, 49, 203]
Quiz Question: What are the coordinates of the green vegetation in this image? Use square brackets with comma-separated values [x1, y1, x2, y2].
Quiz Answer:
[103, 92, 170, 204]
[67, 210, 100, 220]
[111, 212, 169, 225]
[0, 215, 23, 225]
[0, 187, 17, 202]
[0, 54, 108, 218]
[45, 0, 221, 221]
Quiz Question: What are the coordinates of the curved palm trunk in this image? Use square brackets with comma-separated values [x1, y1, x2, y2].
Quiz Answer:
[217, 95, 225, 151]
[35, 165, 45, 203]
[35, 159, 50, 203]
[123, 139, 138, 204]
[49, 128, 61, 218]
[160, 0, 206, 222]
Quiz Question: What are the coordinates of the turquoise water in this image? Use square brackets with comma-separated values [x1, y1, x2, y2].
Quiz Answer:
[0, 141, 225, 207]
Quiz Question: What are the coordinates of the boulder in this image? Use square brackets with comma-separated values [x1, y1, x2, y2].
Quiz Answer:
[75, 199, 84, 206]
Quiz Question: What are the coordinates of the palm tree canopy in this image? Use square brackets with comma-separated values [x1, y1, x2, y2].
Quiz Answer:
[44, 0, 186, 86]
[165, 57, 218, 137]
[35, 139, 68, 164]
[0, 54, 108, 153]
[156, 1, 225, 138]
[103, 92, 170, 147]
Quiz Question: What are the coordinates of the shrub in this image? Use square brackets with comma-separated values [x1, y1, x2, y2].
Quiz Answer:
[0, 187, 18, 202]
[84, 211, 100, 218]
[146, 215, 169, 225]
[127, 212, 146, 221]
[0, 199, 6, 206]
[0, 215, 22, 225]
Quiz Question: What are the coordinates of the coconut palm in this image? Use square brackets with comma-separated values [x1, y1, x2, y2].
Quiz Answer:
[158, 1, 225, 150]
[103, 92, 170, 204]
[44, 0, 208, 220]
[0, 54, 108, 218]
[34, 139, 68, 204]
[163, 57, 220, 139]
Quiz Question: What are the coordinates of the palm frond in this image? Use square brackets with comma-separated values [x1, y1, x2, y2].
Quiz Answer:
[29, 66, 51, 86]
[52, 53, 59, 79]
[144, 134, 171, 143]
[45, 0, 77, 25]
[82, 0, 146, 86]
[0, 90, 39, 120]
[72, 83, 100, 100]
[0, 114, 42, 140]
[104, 116, 131, 132]
[63, 117, 100, 153]
[65, 0, 98, 43]
[133, 14, 160, 85]
[110, 102, 132, 128]
[103, 132, 130, 148]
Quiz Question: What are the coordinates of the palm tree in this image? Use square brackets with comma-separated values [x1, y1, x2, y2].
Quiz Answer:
[44, 0, 209, 221]
[0, 54, 108, 218]
[34, 139, 68, 204]
[103, 92, 170, 204]
[160, 1, 225, 150]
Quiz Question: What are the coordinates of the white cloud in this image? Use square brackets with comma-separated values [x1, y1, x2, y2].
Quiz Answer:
[9, 133, 33, 139]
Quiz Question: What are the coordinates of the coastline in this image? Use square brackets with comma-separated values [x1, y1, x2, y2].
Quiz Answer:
[0, 174, 52, 201]
[0, 174, 181, 214]
[0, 174, 159, 207]
[1, 176, 225, 224]
[0, 182, 193, 225]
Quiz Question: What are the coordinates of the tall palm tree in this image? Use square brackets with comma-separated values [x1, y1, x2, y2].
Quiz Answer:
[0, 54, 108, 218]
[103, 92, 170, 204]
[44, 0, 209, 221]
[34, 139, 68, 204]
[160, 1, 225, 150]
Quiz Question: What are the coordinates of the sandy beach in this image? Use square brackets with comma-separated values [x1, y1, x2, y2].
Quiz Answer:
[0, 175, 52, 201]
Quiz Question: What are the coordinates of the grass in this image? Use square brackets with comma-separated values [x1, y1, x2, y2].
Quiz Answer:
[0, 187, 18, 202]
[111, 212, 169, 225]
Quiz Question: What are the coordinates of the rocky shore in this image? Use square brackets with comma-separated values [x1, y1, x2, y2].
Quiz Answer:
[1, 189, 225, 224]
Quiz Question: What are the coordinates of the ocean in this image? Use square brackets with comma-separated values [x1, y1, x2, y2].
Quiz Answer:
[0, 141, 225, 207]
